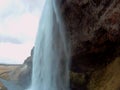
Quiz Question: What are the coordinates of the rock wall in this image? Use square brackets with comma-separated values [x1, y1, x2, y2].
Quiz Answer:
[61, 0, 120, 70]
[61, 0, 120, 90]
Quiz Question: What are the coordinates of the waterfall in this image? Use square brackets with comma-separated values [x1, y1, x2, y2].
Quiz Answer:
[27, 0, 71, 90]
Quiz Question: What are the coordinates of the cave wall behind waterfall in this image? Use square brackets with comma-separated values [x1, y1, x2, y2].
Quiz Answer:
[61, 0, 120, 69]
[61, 0, 120, 90]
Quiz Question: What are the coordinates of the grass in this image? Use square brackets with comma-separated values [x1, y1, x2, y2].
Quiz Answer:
[88, 57, 120, 90]
[0, 64, 20, 90]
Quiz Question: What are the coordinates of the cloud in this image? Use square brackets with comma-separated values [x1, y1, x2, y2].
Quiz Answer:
[0, 0, 45, 64]
[21, 0, 45, 12]
[0, 11, 40, 44]
[0, 35, 22, 44]
[0, 0, 25, 20]
[0, 0, 45, 20]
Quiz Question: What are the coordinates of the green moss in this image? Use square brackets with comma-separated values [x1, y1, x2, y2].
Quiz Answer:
[70, 72, 86, 86]
[88, 57, 120, 90]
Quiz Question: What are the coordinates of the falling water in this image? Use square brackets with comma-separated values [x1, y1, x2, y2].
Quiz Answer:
[28, 0, 70, 90]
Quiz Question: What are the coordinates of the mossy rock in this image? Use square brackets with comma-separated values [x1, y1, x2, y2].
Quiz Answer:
[88, 57, 120, 90]
[70, 72, 86, 89]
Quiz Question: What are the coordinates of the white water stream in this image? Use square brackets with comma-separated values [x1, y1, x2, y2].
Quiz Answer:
[27, 0, 71, 90]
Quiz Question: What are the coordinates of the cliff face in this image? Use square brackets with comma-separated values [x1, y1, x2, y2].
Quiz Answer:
[60, 0, 120, 90]
[61, 0, 120, 70]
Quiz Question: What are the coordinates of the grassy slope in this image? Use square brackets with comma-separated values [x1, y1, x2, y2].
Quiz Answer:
[88, 57, 120, 90]
[0, 65, 20, 90]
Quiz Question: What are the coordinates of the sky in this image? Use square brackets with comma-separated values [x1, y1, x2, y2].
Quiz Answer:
[0, 0, 45, 64]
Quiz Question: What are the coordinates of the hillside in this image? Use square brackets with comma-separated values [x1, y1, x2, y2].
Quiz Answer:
[0, 64, 20, 90]
[88, 57, 120, 90]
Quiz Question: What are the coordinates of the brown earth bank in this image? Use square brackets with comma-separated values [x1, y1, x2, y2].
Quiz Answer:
[0, 49, 33, 89]
[88, 57, 120, 90]
[0, 0, 120, 90]
[0, 64, 20, 90]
